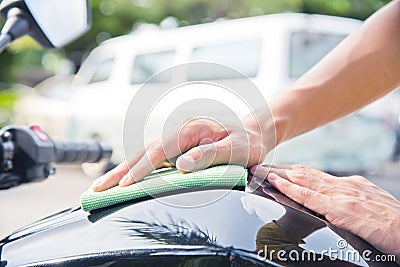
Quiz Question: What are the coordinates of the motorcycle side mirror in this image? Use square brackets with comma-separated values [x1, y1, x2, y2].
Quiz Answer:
[0, 0, 91, 53]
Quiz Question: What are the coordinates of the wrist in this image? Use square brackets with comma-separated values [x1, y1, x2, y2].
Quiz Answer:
[242, 106, 288, 149]
[269, 113, 289, 146]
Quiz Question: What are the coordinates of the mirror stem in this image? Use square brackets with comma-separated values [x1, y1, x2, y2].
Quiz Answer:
[0, 7, 30, 54]
[0, 33, 11, 53]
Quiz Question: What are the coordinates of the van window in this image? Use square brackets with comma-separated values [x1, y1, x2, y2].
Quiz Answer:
[290, 32, 345, 78]
[131, 50, 175, 84]
[188, 39, 262, 80]
[39, 82, 71, 100]
[89, 58, 114, 84]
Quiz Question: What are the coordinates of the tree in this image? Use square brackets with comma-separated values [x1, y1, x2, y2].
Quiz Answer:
[0, 0, 391, 84]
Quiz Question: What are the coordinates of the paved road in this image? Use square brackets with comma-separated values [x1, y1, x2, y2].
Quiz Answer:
[0, 163, 399, 238]
[0, 165, 92, 238]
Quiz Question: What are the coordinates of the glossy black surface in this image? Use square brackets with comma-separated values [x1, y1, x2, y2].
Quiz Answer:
[0, 178, 396, 266]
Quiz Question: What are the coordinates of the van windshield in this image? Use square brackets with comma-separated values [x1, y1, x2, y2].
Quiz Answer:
[131, 50, 175, 84]
[188, 39, 262, 81]
[89, 58, 115, 84]
[289, 32, 345, 78]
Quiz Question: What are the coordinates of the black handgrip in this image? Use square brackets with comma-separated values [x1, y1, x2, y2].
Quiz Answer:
[53, 141, 112, 163]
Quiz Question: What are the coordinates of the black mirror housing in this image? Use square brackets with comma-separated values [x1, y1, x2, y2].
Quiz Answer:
[0, 0, 91, 52]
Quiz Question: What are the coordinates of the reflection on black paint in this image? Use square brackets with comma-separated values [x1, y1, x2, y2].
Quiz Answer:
[115, 212, 359, 266]
[58, 254, 270, 267]
[3, 188, 397, 266]
[117, 214, 219, 247]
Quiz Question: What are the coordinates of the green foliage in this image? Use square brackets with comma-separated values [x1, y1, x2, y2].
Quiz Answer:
[300, 0, 391, 19]
[69, 0, 391, 51]
[0, 85, 29, 126]
[0, 0, 392, 85]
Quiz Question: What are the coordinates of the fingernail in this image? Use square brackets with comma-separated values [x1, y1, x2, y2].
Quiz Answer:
[250, 165, 269, 178]
[176, 155, 196, 172]
[249, 165, 258, 174]
[119, 175, 133, 187]
[92, 177, 103, 186]
[91, 177, 104, 191]
[267, 173, 280, 182]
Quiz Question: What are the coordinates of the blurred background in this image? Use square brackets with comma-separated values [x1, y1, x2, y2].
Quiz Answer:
[0, 0, 392, 87]
[1, 0, 399, 237]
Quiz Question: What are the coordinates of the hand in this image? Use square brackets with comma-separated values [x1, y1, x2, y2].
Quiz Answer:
[91, 112, 275, 192]
[250, 164, 400, 258]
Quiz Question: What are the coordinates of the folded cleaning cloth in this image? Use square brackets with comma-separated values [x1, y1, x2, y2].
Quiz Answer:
[81, 165, 247, 212]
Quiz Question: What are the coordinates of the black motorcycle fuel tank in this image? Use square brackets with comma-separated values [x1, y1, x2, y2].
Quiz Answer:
[0, 184, 396, 266]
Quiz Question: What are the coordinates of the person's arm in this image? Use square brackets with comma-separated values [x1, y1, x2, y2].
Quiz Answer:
[269, 0, 400, 145]
[91, 0, 400, 192]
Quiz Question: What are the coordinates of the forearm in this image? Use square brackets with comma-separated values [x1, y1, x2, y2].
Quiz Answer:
[269, 0, 400, 145]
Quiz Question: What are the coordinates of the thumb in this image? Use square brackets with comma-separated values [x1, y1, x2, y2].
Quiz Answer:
[176, 138, 231, 173]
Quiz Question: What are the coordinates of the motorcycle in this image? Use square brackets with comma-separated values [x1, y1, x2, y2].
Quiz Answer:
[0, 0, 111, 189]
[0, 1, 397, 266]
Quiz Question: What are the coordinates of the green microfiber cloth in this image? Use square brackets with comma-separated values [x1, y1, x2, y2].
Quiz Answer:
[81, 165, 247, 212]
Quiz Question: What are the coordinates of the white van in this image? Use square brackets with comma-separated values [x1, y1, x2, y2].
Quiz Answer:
[70, 13, 395, 172]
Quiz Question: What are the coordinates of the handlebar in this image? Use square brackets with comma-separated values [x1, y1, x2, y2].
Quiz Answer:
[54, 141, 112, 164]
[0, 125, 112, 189]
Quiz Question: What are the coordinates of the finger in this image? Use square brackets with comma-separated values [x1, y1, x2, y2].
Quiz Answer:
[92, 135, 167, 190]
[99, 119, 228, 189]
[253, 164, 333, 190]
[258, 164, 294, 170]
[176, 137, 232, 173]
[267, 173, 331, 216]
[119, 140, 172, 187]
[270, 166, 326, 191]
[250, 165, 294, 180]
[267, 164, 334, 180]
[249, 165, 271, 178]
[91, 150, 144, 191]
[120, 120, 228, 186]
[162, 138, 215, 167]
[119, 126, 208, 187]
